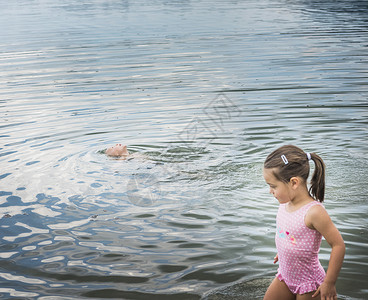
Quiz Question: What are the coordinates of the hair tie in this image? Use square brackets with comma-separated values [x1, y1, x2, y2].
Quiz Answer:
[281, 155, 288, 165]
[306, 152, 312, 161]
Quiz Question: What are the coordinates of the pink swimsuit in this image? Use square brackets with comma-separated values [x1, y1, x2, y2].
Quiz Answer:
[275, 201, 326, 294]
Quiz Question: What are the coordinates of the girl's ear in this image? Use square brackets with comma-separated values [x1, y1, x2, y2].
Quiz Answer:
[289, 177, 300, 189]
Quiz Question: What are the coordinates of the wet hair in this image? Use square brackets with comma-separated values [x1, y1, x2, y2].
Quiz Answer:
[264, 145, 325, 202]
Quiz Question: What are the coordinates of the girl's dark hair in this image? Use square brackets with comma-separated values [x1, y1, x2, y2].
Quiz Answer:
[264, 145, 325, 202]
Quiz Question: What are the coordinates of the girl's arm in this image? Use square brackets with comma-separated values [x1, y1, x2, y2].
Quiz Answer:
[306, 205, 345, 299]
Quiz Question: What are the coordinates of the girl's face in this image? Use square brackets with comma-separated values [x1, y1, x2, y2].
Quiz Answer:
[263, 168, 292, 204]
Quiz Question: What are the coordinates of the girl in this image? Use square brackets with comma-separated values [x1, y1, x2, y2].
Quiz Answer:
[263, 145, 345, 300]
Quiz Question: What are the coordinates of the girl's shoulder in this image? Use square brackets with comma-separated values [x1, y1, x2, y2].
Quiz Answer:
[304, 202, 328, 230]
[307, 201, 325, 212]
[307, 200, 324, 211]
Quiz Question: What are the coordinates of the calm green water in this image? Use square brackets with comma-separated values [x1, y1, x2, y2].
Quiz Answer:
[1, 0, 367, 299]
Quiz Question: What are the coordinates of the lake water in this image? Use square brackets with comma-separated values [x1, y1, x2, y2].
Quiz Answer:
[1, 0, 367, 299]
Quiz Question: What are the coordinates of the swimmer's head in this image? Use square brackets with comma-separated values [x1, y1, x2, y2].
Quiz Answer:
[106, 144, 129, 157]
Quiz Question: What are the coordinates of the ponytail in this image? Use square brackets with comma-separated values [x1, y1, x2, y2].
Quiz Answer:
[308, 152, 325, 202]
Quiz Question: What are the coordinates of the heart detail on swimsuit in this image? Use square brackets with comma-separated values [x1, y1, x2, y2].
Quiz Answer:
[286, 231, 289, 235]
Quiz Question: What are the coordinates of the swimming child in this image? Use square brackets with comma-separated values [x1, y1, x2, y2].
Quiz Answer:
[263, 145, 345, 300]
[104, 144, 148, 162]
[106, 144, 129, 157]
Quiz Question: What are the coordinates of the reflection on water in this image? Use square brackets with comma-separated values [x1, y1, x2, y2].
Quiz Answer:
[1, 0, 367, 299]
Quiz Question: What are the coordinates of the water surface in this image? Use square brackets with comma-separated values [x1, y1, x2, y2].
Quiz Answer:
[1, 0, 367, 299]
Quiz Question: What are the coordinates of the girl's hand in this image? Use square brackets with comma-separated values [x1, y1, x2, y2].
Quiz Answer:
[273, 254, 278, 264]
[312, 282, 337, 299]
